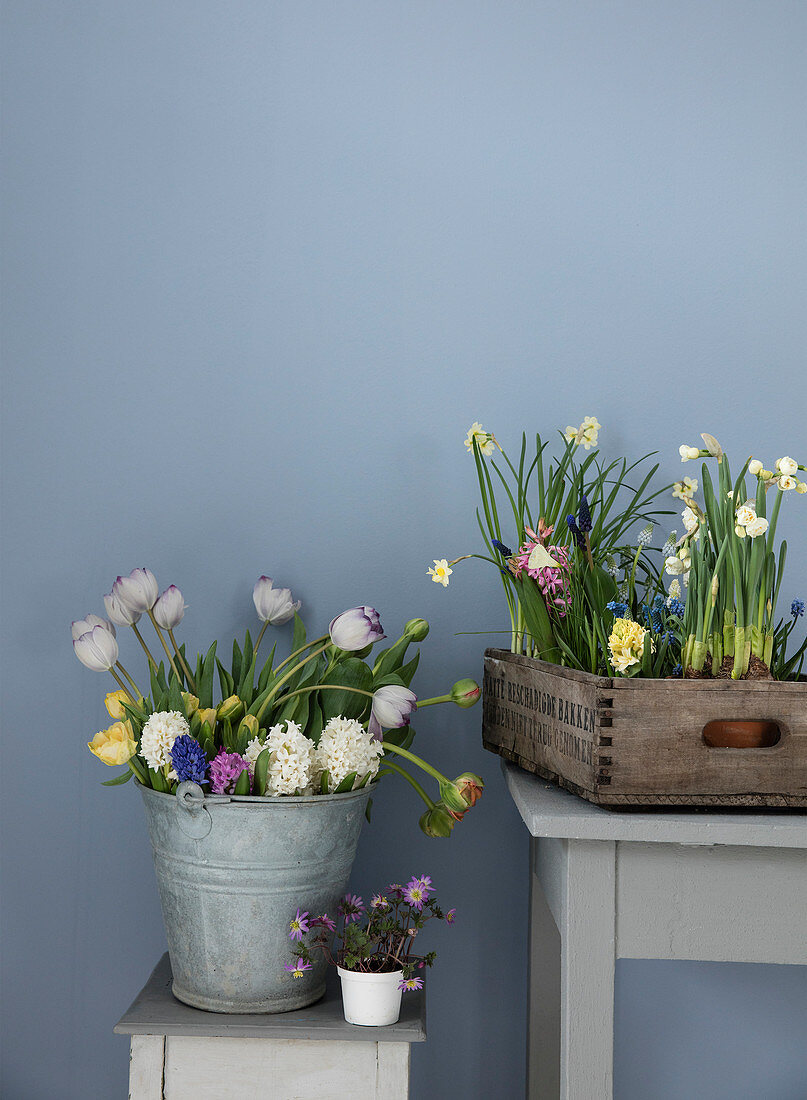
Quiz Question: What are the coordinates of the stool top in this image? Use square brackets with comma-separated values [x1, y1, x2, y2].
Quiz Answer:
[114, 954, 426, 1042]
[503, 761, 807, 848]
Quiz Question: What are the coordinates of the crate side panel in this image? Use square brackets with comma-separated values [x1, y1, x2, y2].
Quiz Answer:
[482, 653, 601, 794]
[605, 683, 807, 797]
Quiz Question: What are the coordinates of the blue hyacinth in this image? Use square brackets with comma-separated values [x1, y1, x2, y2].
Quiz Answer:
[491, 538, 512, 557]
[792, 599, 805, 620]
[170, 734, 209, 784]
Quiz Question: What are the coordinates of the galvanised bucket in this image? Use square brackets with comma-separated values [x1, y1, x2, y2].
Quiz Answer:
[139, 780, 373, 1013]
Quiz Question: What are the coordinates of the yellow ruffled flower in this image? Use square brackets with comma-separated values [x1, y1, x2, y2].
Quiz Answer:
[608, 618, 647, 674]
[88, 720, 137, 766]
[428, 559, 453, 587]
[463, 422, 496, 457]
[104, 690, 129, 719]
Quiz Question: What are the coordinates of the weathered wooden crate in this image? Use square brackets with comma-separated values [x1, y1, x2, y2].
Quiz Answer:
[482, 648, 807, 809]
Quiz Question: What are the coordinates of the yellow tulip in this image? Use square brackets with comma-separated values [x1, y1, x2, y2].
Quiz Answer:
[181, 692, 200, 716]
[88, 721, 137, 766]
[197, 707, 218, 733]
[104, 690, 129, 719]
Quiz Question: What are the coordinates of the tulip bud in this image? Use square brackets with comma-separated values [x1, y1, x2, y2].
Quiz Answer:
[418, 803, 455, 838]
[439, 780, 470, 813]
[181, 692, 199, 717]
[112, 568, 159, 615]
[329, 606, 386, 651]
[153, 585, 186, 629]
[454, 772, 484, 807]
[252, 576, 301, 625]
[450, 679, 481, 708]
[104, 589, 141, 627]
[404, 618, 430, 642]
[239, 713, 259, 739]
[73, 625, 119, 672]
[197, 708, 218, 734]
[72, 614, 115, 641]
[217, 695, 244, 722]
[105, 690, 130, 719]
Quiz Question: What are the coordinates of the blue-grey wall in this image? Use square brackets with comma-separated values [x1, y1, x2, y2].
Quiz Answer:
[2, 2, 805, 1097]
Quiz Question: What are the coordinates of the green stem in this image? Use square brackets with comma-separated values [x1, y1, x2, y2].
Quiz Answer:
[132, 622, 157, 670]
[147, 610, 181, 682]
[115, 661, 143, 700]
[414, 694, 451, 707]
[253, 621, 269, 653]
[168, 629, 197, 692]
[380, 741, 447, 785]
[379, 759, 435, 808]
[273, 634, 330, 676]
[274, 683, 374, 708]
[254, 645, 329, 723]
[109, 667, 135, 701]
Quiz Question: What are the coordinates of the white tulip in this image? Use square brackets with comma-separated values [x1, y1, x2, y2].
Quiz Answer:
[71, 613, 115, 641]
[252, 576, 301, 625]
[113, 568, 159, 614]
[104, 589, 141, 626]
[73, 624, 119, 671]
[153, 585, 187, 629]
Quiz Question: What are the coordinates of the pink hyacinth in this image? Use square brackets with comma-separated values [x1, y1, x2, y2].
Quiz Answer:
[209, 750, 249, 794]
[511, 528, 573, 617]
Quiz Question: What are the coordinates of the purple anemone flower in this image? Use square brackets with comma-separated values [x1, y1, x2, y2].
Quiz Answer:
[338, 894, 365, 923]
[284, 957, 313, 979]
[289, 909, 309, 941]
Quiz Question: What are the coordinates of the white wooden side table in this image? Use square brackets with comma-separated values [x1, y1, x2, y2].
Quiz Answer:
[114, 954, 426, 1100]
[502, 761, 807, 1100]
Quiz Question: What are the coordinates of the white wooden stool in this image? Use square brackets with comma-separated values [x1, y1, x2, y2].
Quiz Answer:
[114, 954, 425, 1099]
[503, 761, 807, 1100]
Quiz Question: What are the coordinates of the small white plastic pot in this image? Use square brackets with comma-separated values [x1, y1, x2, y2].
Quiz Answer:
[337, 966, 403, 1026]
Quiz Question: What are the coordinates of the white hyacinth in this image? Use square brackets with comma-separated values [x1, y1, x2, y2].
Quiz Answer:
[265, 721, 315, 795]
[140, 710, 189, 771]
[244, 735, 265, 780]
[313, 716, 384, 792]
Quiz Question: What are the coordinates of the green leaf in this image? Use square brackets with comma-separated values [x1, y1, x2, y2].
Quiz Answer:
[291, 612, 306, 656]
[276, 692, 309, 731]
[319, 658, 373, 720]
[198, 642, 218, 708]
[306, 699, 325, 746]
[167, 673, 183, 713]
[397, 652, 420, 688]
[148, 767, 169, 793]
[238, 651, 258, 706]
[128, 755, 149, 785]
[222, 717, 236, 752]
[254, 748, 270, 796]
[217, 658, 235, 700]
[202, 735, 217, 763]
[356, 771, 372, 789]
[319, 769, 330, 794]
[334, 772, 357, 793]
[231, 637, 243, 685]
[383, 724, 415, 750]
[372, 635, 413, 680]
[257, 645, 277, 694]
[233, 767, 251, 795]
[364, 797, 373, 824]
[101, 768, 134, 787]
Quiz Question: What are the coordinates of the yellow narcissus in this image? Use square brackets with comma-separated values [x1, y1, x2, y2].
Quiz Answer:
[88, 721, 137, 765]
[608, 618, 648, 674]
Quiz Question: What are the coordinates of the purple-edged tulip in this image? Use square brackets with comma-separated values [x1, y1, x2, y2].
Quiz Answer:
[71, 613, 115, 641]
[73, 624, 119, 671]
[104, 588, 141, 626]
[252, 576, 301, 626]
[368, 684, 417, 739]
[329, 606, 385, 651]
[112, 568, 159, 615]
[153, 585, 187, 630]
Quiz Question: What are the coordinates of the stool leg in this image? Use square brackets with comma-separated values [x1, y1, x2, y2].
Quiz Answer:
[376, 1043, 410, 1099]
[128, 1035, 165, 1100]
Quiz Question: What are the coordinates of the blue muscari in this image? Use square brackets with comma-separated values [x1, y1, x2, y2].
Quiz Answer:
[491, 538, 512, 557]
[606, 600, 629, 618]
[577, 494, 592, 533]
[792, 598, 805, 619]
[672, 663, 683, 677]
[170, 734, 209, 784]
[566, 514, 585, 549]
[668, 598, 685, 619]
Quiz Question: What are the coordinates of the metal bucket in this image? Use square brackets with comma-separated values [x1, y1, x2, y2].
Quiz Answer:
[139, 780, 372, 1013]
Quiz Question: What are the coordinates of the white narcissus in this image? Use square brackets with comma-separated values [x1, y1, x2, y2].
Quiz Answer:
[679, 444, 700, 461]
[778, 476, 796, 492]
[735, 503, 757, 527]
[748, 459, 764, 476]
[252, 576, 301, 625]
[745, 516, 769, 538]
[73, 624, 119, 671]
[776, 457, 798, 477]
[153, 585, 187, 629]
[71, 613, 115, 640]
[113, 568, 159, 614]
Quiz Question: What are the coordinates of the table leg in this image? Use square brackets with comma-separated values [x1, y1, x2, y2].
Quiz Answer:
[532, 837, 616, 1100]
[128, 1035, 165, 1100]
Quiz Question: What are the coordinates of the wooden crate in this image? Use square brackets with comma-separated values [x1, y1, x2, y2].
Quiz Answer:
[482, 648, 807, 809]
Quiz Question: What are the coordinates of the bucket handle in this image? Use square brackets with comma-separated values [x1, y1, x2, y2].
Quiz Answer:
[175, 781, 231, 838]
